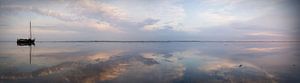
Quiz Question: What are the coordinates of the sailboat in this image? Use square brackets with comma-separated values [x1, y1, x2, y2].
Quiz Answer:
[17, 21, 35, 46]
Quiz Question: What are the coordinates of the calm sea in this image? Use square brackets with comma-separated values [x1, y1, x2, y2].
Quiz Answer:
[0, 42, 299, 83]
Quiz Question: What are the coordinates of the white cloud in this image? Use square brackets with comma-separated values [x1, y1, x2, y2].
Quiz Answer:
[73, 0, 129, 21]
[76, 19, 123, 33]
[192, 0, 284, 29]
[0, 1, 126, 33]
[197, 11, 238, 27]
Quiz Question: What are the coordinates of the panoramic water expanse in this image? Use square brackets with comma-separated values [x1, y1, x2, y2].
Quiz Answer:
[0, 42, 299, 83]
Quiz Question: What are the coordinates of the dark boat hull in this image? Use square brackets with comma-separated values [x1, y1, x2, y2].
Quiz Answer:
[17, 39, 35, 46]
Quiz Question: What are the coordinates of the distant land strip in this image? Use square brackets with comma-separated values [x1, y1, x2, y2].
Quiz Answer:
[1, 40, 300, 42]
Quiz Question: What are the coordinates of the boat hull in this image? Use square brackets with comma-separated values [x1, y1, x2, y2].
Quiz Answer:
[17, 39, 35, 46]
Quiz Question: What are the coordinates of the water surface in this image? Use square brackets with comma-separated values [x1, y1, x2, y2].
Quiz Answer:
[0, 42, 299, 83]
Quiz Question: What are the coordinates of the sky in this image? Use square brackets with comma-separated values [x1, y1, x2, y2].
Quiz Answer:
[0, 0, 299, 41]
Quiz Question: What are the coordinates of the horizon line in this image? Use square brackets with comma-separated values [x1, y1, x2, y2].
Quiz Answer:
[1, 40, 300, 42]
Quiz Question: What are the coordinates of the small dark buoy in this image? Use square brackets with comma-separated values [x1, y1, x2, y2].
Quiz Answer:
[239, 65, 243, 67]
[292, 64, 296, 67]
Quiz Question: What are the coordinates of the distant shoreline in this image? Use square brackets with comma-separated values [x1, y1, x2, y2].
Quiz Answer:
[1, 40, 300, 42]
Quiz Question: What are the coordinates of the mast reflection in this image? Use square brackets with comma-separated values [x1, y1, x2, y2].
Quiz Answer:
[29, 45, 32, 64]
[17, 43, 34, 64]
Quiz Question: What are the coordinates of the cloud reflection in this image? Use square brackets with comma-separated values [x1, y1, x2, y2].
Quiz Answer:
[1, 42, 298, 83]
[246, 47, 280, 52]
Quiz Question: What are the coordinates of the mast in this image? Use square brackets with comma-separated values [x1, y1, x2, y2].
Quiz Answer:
[29, 21, 32, 39]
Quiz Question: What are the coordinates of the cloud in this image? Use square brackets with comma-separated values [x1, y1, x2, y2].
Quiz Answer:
[138, 1, 186, 31]
[82, 19, 123, 33]
[197, 11, 238, 27]
[140, 18, 160, 26]
[74, 0, 128, 21]
[0, 2, 125, 33]
[0, 5, 79, 22]
[191, 0, 285, 29]
[0, 0, 295, 41]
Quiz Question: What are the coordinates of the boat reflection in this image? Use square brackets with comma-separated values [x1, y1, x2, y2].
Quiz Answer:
[16, 43, 34, 64]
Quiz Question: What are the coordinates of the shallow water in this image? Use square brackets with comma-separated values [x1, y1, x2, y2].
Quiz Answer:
[0, 42, 299, 83]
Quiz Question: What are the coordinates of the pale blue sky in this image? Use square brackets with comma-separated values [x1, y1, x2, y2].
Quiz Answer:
[0, 0, 298, 41]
